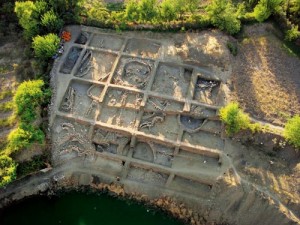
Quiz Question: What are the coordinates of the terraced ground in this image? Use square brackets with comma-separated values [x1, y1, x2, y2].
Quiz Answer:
[47, 25, 299, 225]
[0, 24, 299, 225]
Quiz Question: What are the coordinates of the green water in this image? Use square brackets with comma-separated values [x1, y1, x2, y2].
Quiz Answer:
[0, 191, 186, 225]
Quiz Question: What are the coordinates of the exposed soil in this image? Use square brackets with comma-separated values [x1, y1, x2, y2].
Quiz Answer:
[0, 31, 46, 162]
[231, 23, 300, 125]
[0, 24, 299, 225]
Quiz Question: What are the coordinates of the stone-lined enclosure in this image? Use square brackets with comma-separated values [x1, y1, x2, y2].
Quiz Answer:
[48, 26, 300, 225]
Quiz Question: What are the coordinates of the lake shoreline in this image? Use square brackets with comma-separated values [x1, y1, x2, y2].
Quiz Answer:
[0, 170, 208, 225]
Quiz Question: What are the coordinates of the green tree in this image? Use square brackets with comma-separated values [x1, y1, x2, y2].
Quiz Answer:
[185, 0, 200, 13]
[13, 80, 45, 123]
[284, 115, 300, 149]
[48, 0, 84, 23]
[219, 102, 251, 135]
[14, 1, 39, 39]
[32, 33, 60, 60]
[84, 0, 111, 26]
[41, 10, 64, 33]
[159, 0, 177, 21]
[125, 0, 139, 21]
[206, 0, 241, 34]
[138, 0, 158, 22]
[7, 124, 44, 153]
[285, 25, 300, 41]
[0, 155, 17, 188]
[253, 0, 283, 22]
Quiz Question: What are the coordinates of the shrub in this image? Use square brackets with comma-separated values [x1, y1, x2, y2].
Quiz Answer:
[14, 1, 39, 39]
[285, 25, 300, 42]
[253, 0, 283, 22]
[159, 0, 177, 21]
[7, 125, 44, 153]
[41, 10, 63, 33]
[13, 80, 45, 123]
[0, 155, 17, 188]
[138, 0, 158, 22]
[125, 0, 140, 21]
[206, 0, 241, 35]
[85, 1, 111, 26]
[219, 102, 251, 135]
[32, 33, 60, 60]
[284, 115, 300, 149]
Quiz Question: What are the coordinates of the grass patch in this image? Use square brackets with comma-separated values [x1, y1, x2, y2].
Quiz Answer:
[0, 101, 14, 112]
[0, 90, 14, 101]
[0, 115, 16, 128]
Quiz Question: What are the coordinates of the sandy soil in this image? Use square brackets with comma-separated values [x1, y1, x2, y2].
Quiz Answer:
[231, 23, 300, 125]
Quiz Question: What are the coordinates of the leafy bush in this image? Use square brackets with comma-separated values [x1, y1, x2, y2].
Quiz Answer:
[159, 0, 177, 21]
[14, 1, 39, 39]
[41, 10, 63, 33]
[125, 0, 141, 21]
[32, 33, 60, 60]
[85, 1, 111, 26]
[285, 25, 300, 41]
[7, 125, 44, 153]
[206, 0, 241, 35]
[253, 0, 283, 22]
[0, 155, 17, 188]
[138, 0, 158, 22]
[219, 102, 251, 135]
[13, 80, 45, 123]
[284, 115, 300, 149]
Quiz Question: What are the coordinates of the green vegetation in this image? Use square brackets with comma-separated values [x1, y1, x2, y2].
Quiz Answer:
[0, 155, 17, 188]
[252, 0, 283, 22]
[219, 102, 251, 135]
[4, 80, 47, 154]
[206, 0, 241, 35]
[32, 33, 60, 60]
[16, 154, 47, 177]
[41, 10, 63, 33]
[0, 116, 16, 128]
[0, 102, 14, 112]
[227, 41, 238, 56]
[285, 25, 300, 42]
[0, 90, 14, 101]
[0, 0, 298, 188]
[14, 80, 45, 123]
[7, 125, 44, 153]
[284, 115, 300, 150]
[14, 0, 64, 39]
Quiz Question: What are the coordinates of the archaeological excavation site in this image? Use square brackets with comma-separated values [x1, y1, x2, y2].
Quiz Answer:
[5, 25, 297, 225]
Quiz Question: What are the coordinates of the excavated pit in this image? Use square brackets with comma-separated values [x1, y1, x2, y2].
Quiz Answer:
[1, 26, 296, 225]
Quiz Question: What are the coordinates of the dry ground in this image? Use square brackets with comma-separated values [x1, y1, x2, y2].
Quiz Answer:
[0, 31, 45, 161]
[231, 23, 300, 126]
